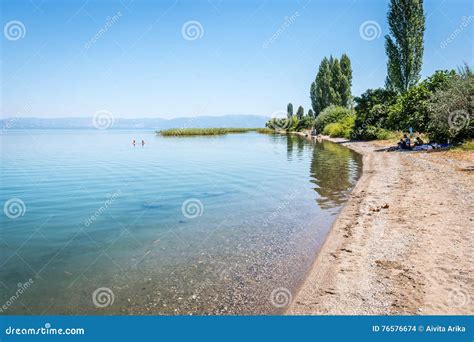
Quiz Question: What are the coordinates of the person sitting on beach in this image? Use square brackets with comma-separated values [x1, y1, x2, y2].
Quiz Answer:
[397, 134, 411, 150]
[414, 137, 424, 146]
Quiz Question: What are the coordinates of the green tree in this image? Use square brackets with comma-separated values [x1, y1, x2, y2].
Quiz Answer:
[308, 109, 314, 118]
[339, 53, 352, 106]
[311, 54, 353, 115]
[387, 70, 456, 132]
[296, 105, 305, 119]
[287, 103, 293, 118]
[310, 57, 332, 114]
[385, 0, 425, 93]
[340, 53, 352, 87]
[329, 58, 343, 106]
[353, 88, 398, 139]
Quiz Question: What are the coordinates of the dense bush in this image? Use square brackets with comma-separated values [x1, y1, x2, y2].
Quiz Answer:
[386, 70, 456, 132]
[323, 114, 355, 138]
[427, 67, 474, 143]
[353, 88, 397, 139]
[314, 105, 354, 132]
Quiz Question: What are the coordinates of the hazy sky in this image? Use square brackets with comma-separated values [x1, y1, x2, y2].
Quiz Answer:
[1, 0, 472, 119]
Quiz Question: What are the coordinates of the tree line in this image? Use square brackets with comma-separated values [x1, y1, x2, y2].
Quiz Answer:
[267, 0, 472, 144]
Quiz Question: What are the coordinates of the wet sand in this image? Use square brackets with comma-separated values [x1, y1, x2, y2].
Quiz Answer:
[289, 136, 473, 315]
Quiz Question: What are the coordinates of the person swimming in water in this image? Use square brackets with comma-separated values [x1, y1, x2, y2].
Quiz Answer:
[141, 139, 145, 146]
[132, 139, 136, 146]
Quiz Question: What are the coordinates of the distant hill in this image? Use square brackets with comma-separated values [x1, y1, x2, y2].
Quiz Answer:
[0, 115, 270, 130]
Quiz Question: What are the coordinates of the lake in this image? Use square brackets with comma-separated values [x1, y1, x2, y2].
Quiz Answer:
[0, 130, 361, 314]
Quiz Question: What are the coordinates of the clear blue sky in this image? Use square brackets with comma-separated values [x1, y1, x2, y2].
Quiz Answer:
[1, 0, 472, 119]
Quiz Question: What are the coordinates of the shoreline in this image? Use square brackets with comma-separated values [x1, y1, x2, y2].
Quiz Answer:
[287, 132, 473, 315]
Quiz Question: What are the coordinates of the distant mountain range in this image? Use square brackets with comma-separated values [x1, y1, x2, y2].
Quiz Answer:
[0, 115, 270, 130]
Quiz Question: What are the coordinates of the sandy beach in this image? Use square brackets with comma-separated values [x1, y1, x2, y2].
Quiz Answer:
[289, 136, 473, 315]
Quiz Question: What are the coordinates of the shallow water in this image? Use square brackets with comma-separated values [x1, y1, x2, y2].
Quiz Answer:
[0, 130, 361, 314]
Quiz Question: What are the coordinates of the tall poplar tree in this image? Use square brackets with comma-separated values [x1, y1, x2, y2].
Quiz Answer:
[287, 103, 293, 118]
[310, 54, 353, 115]
[296, 106, 304, 119]
[340, 53, 352, 106]
[385, 0, 425, 93]
[310, 57, 332, 114]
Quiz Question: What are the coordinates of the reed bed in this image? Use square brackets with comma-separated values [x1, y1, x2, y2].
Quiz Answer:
[158, 128, 269, 136]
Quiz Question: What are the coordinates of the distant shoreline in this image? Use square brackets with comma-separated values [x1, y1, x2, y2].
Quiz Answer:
[288, 133, 473, 315]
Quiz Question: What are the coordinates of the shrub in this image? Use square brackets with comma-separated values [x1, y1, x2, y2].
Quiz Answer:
[314, 105, 354, 132]
[354, 88, 397, 130]
[323, 114, 355, 138]
[323, 123, 344, 137]
[352, 125, 397, 140]
[427, 68, 474, 143]
[386, 70, 456, 133]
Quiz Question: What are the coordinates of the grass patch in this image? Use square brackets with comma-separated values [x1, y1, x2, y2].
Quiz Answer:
[255, 128, 275, 134]
[452, 139, 474, 151]
[158, 128, 260, 136]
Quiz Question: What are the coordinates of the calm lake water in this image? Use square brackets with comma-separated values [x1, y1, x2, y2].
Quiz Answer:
[0, 130, 361, 314]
